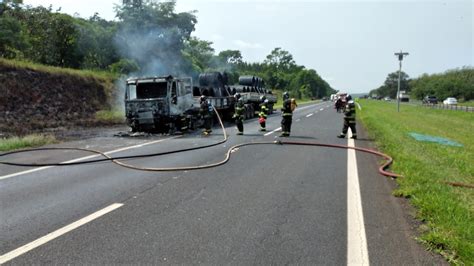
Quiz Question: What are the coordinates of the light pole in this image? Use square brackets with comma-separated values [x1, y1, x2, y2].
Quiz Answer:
[394, 50, 409, 112]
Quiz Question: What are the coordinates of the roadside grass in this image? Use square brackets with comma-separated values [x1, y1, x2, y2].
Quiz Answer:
[0, 134, 56, 152]
[95, 109, 125, 124]
[458, 101, 474, 107]
[0, 58, 117, 80]
[357, 99, 473, 264]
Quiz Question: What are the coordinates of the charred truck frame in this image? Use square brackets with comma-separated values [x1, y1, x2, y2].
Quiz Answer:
[124, 72, 277, 133]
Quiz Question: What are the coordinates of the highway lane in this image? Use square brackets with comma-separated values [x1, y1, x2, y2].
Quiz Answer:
[0, 101, 445, 264]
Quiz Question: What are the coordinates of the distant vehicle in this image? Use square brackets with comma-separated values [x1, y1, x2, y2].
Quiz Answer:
[423, 96, 438, 104]
[443, 97, 458, 105]
[398, 92, 410, 102]
[384, 96, 391, 101]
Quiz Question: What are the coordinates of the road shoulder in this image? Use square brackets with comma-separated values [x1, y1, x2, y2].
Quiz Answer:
[354, 122, 447, 265]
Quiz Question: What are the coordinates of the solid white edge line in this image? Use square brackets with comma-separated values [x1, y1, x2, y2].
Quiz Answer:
[347, 129, 369, 265]
[306, 113, 314, 117]
[0, 138, 173, 181]
[264, 127, 281, 136]
[0, 203, 124, 264]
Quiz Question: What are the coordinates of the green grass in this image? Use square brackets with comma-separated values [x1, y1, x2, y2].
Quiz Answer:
[95, 109, 125, 124]
[357, 99, 474, 264]
[0, 58, 117, 80]
[0, 134, 56, 152]
[458, 101, 474, 107]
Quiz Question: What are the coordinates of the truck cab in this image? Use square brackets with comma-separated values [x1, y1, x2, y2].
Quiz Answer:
[124, 76, 194, 132]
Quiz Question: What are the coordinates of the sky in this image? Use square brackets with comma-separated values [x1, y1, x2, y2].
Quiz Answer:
[22, 0, 473, 93]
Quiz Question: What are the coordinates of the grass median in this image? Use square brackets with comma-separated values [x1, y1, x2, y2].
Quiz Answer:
[357, 99, 473, 264]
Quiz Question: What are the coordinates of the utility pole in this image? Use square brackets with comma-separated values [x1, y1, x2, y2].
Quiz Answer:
[394, 50, 409, 112]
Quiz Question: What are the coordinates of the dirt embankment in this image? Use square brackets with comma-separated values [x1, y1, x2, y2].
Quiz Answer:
[0, 61, 117, 135]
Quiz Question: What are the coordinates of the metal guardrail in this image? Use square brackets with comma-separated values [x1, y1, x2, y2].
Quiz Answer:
[422, 103, 474, 112]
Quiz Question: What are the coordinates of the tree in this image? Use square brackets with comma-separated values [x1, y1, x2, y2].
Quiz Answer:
[217, 50, 243, 65]
[182, 37, 214, 73]
[0, 15, 29, 58]
[371, 71, 410, 98]
[75, 14, 119, 69]
[263, 47, 296, 71]
[11, 6, 81, 67]
[114, 0, 197, 75]
[409, 67, 474, 101]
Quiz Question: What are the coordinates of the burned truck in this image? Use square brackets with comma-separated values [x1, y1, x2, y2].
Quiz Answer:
[124, 73, 235, 133]
[124, 76, 196, 133]
[124, 72, 276, 133]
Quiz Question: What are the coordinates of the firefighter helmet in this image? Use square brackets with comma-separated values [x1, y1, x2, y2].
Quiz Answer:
[260, 95, 266, 102]
[282, 91, 289, 100]
[346, 94, 352, 101]
[200, 95, 207, 103]
[234, 93, 241, 100]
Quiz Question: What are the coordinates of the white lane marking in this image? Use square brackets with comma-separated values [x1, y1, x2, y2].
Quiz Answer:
[0, 138, 173, 181]
[320, 108, 324, 111]
[306, 113, 314, 118]
[347, 129, 369, 265]
[356, 102, 362, 110]
[264, 127, 281, 136]
[296, 119, 301, 122]
[0, 203, 124, 264]
[294, 103, 321, 112]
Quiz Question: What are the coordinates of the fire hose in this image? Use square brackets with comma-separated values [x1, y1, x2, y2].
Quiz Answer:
[0, 106, 405, 179]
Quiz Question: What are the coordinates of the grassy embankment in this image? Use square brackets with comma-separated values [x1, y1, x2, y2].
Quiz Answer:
[0, 58, 123, 150]
[357, 99, 473, 264]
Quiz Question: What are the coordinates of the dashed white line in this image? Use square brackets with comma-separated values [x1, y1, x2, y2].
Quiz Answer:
[296, 119, 301, 122]
[0, 138, 174, 181]
[264, 127, 282, 136]
[320, 108, 324, 111]
[306, 113, 314, 118]
[347, 129, 369, 265]
[0, 203, 124, 264]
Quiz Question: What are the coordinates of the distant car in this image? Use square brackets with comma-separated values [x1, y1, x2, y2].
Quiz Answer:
[423, 96, 438, 104]
[383, 96, 391, 101]
[443, 97, 458, 105]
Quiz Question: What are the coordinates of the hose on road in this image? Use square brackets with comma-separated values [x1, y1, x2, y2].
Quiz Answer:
[0, 106, 402, 178]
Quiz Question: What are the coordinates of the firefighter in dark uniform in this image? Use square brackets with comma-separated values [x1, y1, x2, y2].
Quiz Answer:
[200, 95, 212, 135]
[233, 93, 245, 135]
[279, 91, 292, 137]
[337, 94, 357, 139]
[258, 95, 269, 131]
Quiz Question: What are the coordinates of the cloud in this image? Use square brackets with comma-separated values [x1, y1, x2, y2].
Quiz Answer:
[233, 40, 263, 49]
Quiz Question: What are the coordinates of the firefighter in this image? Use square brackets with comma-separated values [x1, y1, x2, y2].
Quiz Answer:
[258, 95, 269, 131]
[233, 93, 245, 135]
[200, 95, 212, 135]
[279, 92, 292, 137]
[337, 94, 357, 139]
[335, 97, 343, 112]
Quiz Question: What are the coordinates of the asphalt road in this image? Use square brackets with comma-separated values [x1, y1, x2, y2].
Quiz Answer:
[0, 102, 446, 264]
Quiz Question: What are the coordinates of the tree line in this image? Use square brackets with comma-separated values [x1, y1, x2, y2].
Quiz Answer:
[369, 68, 473, 101]
[0, 0, 335, 99]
